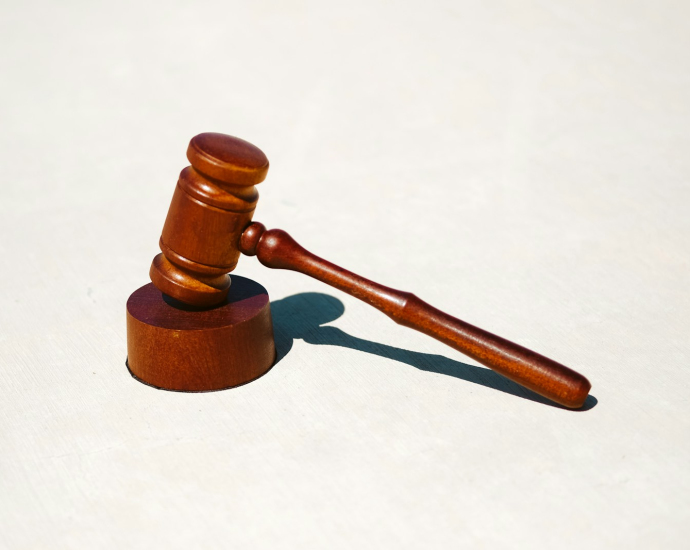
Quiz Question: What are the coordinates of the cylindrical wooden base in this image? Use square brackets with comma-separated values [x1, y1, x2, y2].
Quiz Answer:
[126, 276, 275, 391]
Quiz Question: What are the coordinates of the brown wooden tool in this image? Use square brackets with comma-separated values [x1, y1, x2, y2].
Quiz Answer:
[127, 132, 591, 408]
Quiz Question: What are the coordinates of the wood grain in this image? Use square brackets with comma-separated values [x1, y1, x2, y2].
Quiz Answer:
[149, 133, 267, 307]
[142, 132, 591, 407]
[126, 277, 275, 391]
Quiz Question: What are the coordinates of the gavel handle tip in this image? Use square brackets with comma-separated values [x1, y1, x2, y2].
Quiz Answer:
[239, 222, 266, 256]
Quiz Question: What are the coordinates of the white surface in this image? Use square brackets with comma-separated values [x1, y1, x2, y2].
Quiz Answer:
[1, 0, 689, 548]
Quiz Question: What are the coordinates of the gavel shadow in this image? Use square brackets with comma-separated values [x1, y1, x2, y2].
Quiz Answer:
[270, 292, 598, 411]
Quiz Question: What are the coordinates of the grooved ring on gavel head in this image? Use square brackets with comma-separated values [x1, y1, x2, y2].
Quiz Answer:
[149, 132, 269, 307]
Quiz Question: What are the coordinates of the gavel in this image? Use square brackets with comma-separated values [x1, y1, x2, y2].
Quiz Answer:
[128, 132, 590, 408]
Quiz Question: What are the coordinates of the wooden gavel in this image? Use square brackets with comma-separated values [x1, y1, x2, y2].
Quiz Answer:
[146, 132, 590, 408]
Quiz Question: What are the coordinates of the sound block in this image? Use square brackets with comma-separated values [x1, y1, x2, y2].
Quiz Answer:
[126, 276, 275, 391]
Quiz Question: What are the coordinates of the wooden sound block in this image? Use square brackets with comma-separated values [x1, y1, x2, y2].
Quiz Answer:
[126, 276, 275, 392]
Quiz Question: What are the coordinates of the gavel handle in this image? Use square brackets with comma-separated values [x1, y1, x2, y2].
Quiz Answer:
[240, 223, 591, 409]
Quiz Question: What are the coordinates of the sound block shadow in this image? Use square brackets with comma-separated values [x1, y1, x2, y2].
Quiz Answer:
[270, 292, 598, 411]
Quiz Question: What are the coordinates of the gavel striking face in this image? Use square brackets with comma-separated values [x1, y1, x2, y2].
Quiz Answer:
[145, 132, 591, 408]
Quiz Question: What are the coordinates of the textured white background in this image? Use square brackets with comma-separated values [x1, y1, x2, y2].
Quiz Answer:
[1, 0, 689, 548]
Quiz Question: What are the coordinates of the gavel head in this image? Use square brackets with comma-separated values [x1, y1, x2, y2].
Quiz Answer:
[149, 132, 269, 307]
